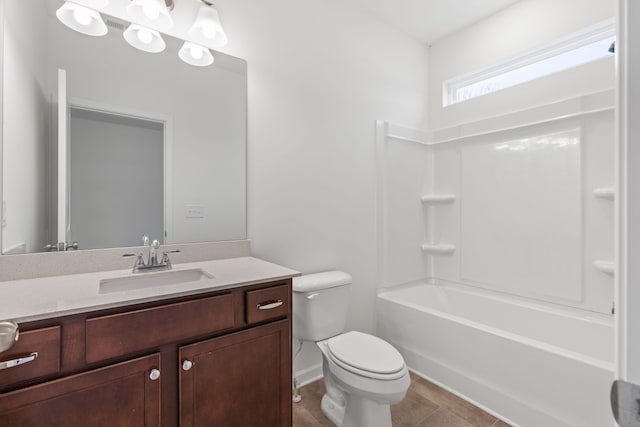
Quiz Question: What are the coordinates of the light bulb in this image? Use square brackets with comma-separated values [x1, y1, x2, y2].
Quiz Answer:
[137, 28, 153, 44]
[202, 24, 216, 39]
[179, 42, 213, 66]
[190, 46, 204, 60]
[143, 5, 160, 20]
[73, 8, 92, 26]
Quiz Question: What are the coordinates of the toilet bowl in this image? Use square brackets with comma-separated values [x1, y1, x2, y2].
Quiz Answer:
[317, 331, 410, 427]
[292, 271, 410, 427]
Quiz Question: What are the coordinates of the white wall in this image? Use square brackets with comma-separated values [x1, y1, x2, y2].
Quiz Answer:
[1, 1, 49, 253]
[428, 0, 615, 129]
[212, 0, 430, 374]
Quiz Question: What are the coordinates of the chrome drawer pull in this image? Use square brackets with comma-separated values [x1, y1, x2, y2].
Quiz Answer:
[256, 300, 283, 310]
[0, 352, 38, 370]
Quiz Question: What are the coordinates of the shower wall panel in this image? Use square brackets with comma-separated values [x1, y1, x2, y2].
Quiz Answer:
[459, 127, 582, 303]
[377, 92, 615, 314]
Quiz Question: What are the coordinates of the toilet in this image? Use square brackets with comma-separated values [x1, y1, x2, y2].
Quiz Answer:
[293, 271, 410, 427]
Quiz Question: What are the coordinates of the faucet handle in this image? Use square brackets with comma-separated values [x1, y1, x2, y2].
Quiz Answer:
[123, 253, 146, 272]
[161, 250, 180, 268]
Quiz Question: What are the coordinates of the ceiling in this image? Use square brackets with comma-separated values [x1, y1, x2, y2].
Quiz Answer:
[346, 0, 522, 45]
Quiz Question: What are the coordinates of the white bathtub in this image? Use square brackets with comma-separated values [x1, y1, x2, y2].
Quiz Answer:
[376, 281, 614, 427]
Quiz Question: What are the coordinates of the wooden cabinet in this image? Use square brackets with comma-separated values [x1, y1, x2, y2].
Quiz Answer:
[85, 293, 236, 363]
[0, 353, 161, 427]
[180, 320, 290, 426]
[0, 279, 292, 427]
[0, 326, 61, 387]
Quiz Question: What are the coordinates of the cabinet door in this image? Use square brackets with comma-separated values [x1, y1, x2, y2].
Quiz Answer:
[179, 320, 291, 427]
[0, 353, 161, 427]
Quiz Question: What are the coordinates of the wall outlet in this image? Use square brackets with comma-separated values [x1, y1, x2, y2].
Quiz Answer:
[184, 204, 205, 219]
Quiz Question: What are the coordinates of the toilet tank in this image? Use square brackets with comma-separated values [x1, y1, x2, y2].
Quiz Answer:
[292, 271, 352, 342]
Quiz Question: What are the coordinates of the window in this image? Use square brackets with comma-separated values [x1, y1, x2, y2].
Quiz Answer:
[443, 19, 615, 106]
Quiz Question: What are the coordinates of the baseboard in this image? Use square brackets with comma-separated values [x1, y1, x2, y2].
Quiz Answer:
[294, 363, 323, 388]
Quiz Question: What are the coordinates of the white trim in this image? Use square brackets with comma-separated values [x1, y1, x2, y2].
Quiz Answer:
[614, 0, 640, 385]
[386, 122, 430, 144]
[443, 19, 616, 106]
[57, 70, 69, 245]
[294, 363, 323, 388]
[381, 91, 614, 149]
[66, 97, 174, 245]
[375, 120, 388, 288]
[615, 0, 626, 383]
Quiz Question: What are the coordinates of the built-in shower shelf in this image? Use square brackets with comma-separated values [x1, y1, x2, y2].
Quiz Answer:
[594, 260, 615, 276]
[593, 187, 615, 200]
[421, 244, 456, 255]
[421, 194, 457, 205]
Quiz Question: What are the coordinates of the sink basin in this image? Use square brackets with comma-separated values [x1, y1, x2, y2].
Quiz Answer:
[99, 268, 214, 294]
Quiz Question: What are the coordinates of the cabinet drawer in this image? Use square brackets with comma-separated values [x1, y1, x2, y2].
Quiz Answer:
[86, 293, 235, 363]
[0, 326, 60, 389]
[246, 284, 290, 324]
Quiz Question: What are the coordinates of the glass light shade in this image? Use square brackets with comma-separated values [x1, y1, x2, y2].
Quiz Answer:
[123, 24, 166, 53]
[127, 0, 174, 30]
[187, 5, 228, 48]
[179, 42, 214, 67]
[56, 2, 108, 37]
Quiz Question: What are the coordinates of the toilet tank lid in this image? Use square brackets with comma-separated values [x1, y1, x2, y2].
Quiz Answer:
[292, 271, 352, 292]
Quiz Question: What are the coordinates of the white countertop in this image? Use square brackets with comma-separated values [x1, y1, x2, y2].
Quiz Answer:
[0, 257, 300, 323]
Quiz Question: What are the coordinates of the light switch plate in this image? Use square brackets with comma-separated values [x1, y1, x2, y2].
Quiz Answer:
[2, 200, 6, 228]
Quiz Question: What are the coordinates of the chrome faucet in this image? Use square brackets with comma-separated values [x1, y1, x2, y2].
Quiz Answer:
[149, 239, 160, 266]
[123, 234, 181, 273]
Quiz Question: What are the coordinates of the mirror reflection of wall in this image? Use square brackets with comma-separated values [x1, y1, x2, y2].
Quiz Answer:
[1, 0, 247, 255]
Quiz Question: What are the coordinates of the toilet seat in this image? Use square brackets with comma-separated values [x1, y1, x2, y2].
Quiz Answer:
[327, 331, 406, 380]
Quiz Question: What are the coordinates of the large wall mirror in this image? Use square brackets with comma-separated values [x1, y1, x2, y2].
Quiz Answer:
[1, 0, 247, 255]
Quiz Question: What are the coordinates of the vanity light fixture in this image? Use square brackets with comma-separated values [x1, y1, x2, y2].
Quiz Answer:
[127, 0, 174, 30]
[178, 41, 214, 66]
[188, 1, 228, 47]
[123, 24, 166, 53]
[56, 0, 225, 67]
[56, 1, 108, 37]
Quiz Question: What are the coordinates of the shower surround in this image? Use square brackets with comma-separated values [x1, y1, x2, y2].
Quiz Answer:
[375, 90, 615, 426]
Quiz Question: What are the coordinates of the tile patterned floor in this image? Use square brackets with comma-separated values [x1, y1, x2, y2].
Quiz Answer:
[293, 372, 512, 427]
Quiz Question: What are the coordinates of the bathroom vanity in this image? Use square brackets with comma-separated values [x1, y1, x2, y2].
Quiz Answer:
[0, 257, 296, 426]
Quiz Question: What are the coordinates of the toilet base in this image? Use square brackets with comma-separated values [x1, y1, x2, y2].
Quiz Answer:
[341, 393, 393, 427]
[321, 392, 345, 426]
[321, 389, 394, 427]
